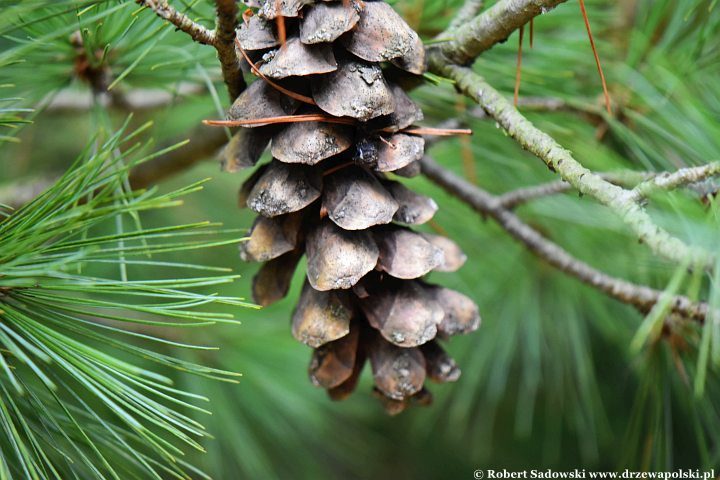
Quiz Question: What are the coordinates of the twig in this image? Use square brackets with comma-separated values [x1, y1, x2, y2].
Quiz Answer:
[402, 127, 472, 136]
[431, 0, 568, 66]
[432, 64, 713, 269]
[529, 18, 534, 48]
[129, 126, 228, 189]
[513, 25, 524, 106]
[512, 96, 576, 113]
[204, 114, 356, 127]
[45, 84, 205, 112]
[497, 171, 652, 209]
[0, 176, 58, 210]
[136, 0, 246, 101]
[214, 0, 246, 102]
[497, 178, 573, 209]
[496, 161, 720, 210]
[0, 126, 227, 207]
[466, 97, 606, 123]
[136, 0, 215, 46]
[631, 162, 720, 201]
[578, 0, 612, 115]
[419, 156, 709, 322]
[447, 0, 485, 33]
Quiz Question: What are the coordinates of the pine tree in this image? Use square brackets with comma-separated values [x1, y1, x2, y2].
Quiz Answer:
[2, 0, 720, 478]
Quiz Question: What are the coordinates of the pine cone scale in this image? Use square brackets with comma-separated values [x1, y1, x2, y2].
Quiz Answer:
[323, 167, 399, 230]
[311, 60, 395, 121]
[247, 161, 323, 217]
[271, 121, 353, 165]
[258, 37, 337, 79]
[306, 220, 379, 291]
[300, 2, 360, 45]
[292, 281, 352, 348]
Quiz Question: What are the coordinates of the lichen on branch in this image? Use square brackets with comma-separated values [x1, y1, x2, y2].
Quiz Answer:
[136, 0, 216, 45]
[433, 0, 568, 65]
[430, 63, 713, 270]
[420, 156, 710, 323]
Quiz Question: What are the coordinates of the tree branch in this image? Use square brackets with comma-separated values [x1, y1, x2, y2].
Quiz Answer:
[432, 0, 568, 65]
[419, 156, 709, 322]
[136, 0, 246, 101]
[0, 126, 227, 208]
[497, 171, 652, 209]
[631, 162, 720, 201]
[431, 64, 713, 269]
[0, 176, 58, 210]
[447, 0, 486, 33]
[496, 178, 573, 209]
[214, 0, 246, 102]
[130, 126, 228, 189]
[498, 163, 720, 210]
[45, 84, 205, 112]
[136, 0, 216, 46]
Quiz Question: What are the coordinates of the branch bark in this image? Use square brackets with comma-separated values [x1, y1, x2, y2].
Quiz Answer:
[136, 0, 215, 45]
[497, 171, 651, 209]
[45, 84, 205, 112]
[498, 164, 720, 210]
[419, 156, 709, 322]
[136, 0, 246, 101]
[446, 0, 486, 33]
[430, 64, 713, 269]
[432, 0, 568, 65]
[214, 0, 246, 102]
[129, 127, 228, 189]
[631, 162, 720, 201]
[496, 178, 574, 209]
[0, 126, 227, 207]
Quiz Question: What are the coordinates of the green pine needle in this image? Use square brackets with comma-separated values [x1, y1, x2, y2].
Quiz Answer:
[0, 124, 249, 479]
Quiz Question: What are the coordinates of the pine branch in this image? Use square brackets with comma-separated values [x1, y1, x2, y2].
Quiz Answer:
[130, 126, 228, 189]
[45, 84, 206, 112]
[496, 178, 578, 209]
[497, 171, 650, 209]
[214, 0, 246, 102]
[507, 96, 605, 116]
[0, 126, 227, 208]
[136, 0, 216, 46]
[446, 0, 486, 33]
[499, 164, 720, 209]
[136, 0, 246, 101]
[631, 162, 720, 201]
[0, 126, 249, 478]
[430, 64, 713, 270]
[419, 156, 709, 322]
[432, 0, 568, 65]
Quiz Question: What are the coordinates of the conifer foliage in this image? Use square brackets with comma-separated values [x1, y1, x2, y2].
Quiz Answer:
[4, 0, 720, 476]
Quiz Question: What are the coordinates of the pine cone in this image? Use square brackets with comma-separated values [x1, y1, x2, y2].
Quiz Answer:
[227, 0, 481, 414]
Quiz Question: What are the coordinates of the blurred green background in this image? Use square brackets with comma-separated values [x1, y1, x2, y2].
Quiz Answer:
[1, 0, 720, 477]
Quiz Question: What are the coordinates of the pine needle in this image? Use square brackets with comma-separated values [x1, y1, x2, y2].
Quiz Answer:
[578, 0, 612, 115]
[0, 124, 248, 479]
[514, 25, 524, 107]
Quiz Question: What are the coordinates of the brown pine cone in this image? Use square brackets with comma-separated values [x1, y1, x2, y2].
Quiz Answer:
[227, 0, 481, 414]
